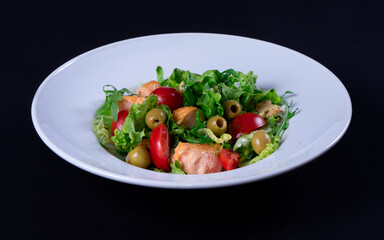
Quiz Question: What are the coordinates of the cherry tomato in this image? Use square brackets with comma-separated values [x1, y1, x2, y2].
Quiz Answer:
[149, 123, 171, 171]
[219, 148, 241, 171]
[151, 87, 183, 111]
[110, 110, 129, 136]
[228, 113, 266, 140]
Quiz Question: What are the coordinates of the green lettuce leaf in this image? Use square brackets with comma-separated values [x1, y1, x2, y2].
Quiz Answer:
[170, 160, 186, 174]
[159, 104, 182, 135]
[111, 95, 158, 152]
[159, 102, 213, 145]
[239, 89, 281, 112]
[156, 66, 164, 83]
[238, 71, 259, 93]
[239, 136, 280, 167]
[217, 83, 245, 103]
[92, 117, 115, 149]
[197, 128, 232, 144]
[196, 90, 223, 119]
[158, 67, 189, 89]
[158, 103, 185, 148]
[233, 131, 257, 159]
[177, 111, 214, 144]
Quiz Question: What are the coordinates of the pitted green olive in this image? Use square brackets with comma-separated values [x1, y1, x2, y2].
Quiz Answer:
[145, 108, 166, 130]
[223, 100, 242, 119]
[126, 145, 151, 168]
[251, 130, 271, 154]
[207, 116, 228, 136]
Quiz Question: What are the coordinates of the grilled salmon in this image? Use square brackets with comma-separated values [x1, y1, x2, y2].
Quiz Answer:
[172, 142, 222, 174]
[179, 81, 184, 93]
[172, 106, 203, 129]
[135, 80, 161, 97]
[118, 96, 146, 111]
[256, 100, 285, 118]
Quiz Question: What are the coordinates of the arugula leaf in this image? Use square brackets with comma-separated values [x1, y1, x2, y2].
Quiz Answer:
[96, 85, 135, 123]
[275, 100, 298, 138]
[280, 90, 294, 99]
[265, 100, 297, 138]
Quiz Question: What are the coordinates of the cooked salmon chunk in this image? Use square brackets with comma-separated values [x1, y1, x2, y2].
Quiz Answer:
[256, 100, 285, 118]
[135, 81, 161, 97]
[178, 81, 184, 93]
[172, 106, 203, 129]
[118, 96, 146, 111]
[172, 142, 222, 174]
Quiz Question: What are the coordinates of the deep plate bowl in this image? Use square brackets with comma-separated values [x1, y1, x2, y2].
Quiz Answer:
[31, 33, 352, 189]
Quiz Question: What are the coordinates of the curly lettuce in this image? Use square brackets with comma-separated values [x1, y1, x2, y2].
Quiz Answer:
[170, 160, 186, 174]
[157, 66, 282, 117]
[198, 128, 232, 144]
[111, 95, 158, 152]
[92, 117, 115, 149]
[93, 66, 296, 171]
[239, 136, 280, 167]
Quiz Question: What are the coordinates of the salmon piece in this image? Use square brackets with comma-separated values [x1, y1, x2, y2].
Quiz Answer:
[172, 142, 222, 174]
[179, 81, 184, 93]
[172, 106, 203, 129]
[118, 96, 146, 111]
[135, 81, 161, 97]
[256, 100, 285, 118]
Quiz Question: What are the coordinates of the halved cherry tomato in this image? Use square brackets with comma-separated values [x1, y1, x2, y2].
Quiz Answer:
[110, 110, 129, 136]
[151, 87, 183, 111]
[149, 123, 171, 171]
[219, 148, 241, 170]
[228, 113, 266, 141]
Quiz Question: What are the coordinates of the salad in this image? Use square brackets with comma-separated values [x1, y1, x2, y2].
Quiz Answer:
[92, 67, 297, 174]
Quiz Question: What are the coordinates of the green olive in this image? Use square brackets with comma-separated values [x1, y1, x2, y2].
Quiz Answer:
[223, 100, 242, 119]
[251, 130, 271, 154]
[145, 108, 166, 130]
[126, 145, 151, 168]
[207, 116, 228, 136]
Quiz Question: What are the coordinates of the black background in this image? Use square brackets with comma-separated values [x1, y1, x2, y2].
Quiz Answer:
[2, 1, 384, 239]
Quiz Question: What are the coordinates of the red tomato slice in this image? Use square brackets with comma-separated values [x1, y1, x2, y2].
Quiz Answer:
[228, 113, 266, 140]
[149, 123, 171, 171]
[151, 87, 183, 111]
[110, 110, 129, 136]
[219, 149, 241, 171]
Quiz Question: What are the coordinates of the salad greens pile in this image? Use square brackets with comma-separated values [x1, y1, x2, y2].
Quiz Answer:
[93, 67, 297, 171]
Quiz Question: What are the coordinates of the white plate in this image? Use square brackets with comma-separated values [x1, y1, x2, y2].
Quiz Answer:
[31, 33, 352, 189]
